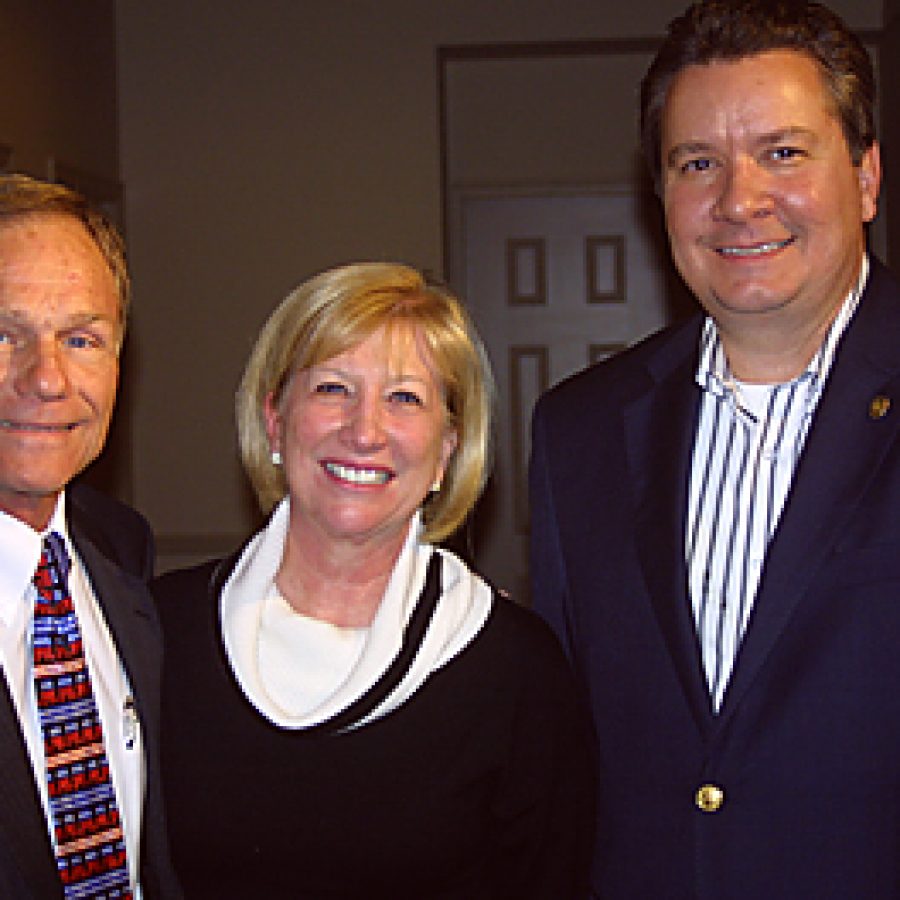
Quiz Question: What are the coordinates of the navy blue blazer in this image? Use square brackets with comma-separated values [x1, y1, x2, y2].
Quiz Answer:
[0, 484, 181, 899]
[530, 257, 900, 899]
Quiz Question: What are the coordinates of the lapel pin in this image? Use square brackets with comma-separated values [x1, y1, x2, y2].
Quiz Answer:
[869, 395, 891, 420]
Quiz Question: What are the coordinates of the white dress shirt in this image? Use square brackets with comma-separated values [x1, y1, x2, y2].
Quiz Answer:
[0, 493, 144, 894]
[687, 257, 868, 712]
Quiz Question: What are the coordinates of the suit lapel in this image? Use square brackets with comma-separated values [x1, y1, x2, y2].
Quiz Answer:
[0, 681, 62, 898]
[719, 263, 900, 725]
[67, 502, 177, 897]
[67, 524, 157, 729]
[627, 320, 714, 733]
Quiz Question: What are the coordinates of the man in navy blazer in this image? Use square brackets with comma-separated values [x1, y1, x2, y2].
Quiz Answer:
[530, 1, 899, 896]
[0, 175, 180, 897]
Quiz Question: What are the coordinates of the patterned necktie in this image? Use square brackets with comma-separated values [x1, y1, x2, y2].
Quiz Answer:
[32, 532, 133, 899]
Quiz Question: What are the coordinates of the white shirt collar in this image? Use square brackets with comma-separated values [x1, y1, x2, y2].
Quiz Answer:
[0, 493, 69, 627]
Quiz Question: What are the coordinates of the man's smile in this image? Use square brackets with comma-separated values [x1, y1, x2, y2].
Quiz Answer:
[715, 237, 796, 257]
[0, 419, 80, 432]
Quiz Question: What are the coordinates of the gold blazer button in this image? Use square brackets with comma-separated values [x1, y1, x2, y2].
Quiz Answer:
[695, 783, 725, 813]
[869, 396, 891, 420]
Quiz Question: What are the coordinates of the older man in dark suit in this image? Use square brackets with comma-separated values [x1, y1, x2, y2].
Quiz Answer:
[0, 175, 179, 897]
[530, 1, 900, 897]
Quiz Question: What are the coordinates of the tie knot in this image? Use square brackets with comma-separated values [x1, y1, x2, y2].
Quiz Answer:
[40, 531, 71, 582]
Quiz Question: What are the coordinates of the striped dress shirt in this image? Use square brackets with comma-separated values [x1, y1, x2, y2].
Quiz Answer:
[686, 257, 868, 712]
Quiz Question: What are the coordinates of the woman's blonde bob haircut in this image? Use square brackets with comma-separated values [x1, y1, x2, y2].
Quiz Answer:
[236, 262, 494, 544]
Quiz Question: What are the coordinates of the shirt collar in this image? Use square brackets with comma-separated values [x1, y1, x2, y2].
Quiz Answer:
[0, 492, 70, 627]
[696, 254, 869, 400]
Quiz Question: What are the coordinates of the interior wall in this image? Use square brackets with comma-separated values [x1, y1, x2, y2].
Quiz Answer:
[445, 52, 653, 189]
[0, 1, 118, 178]
[114, 0, 885, 571]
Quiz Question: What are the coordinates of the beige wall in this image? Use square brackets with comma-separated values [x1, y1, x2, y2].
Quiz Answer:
[114, 0, 886, 569]
[445, 52, 654, 188]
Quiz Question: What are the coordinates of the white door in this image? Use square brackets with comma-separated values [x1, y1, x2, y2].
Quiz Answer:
[455, 189, 676, 602]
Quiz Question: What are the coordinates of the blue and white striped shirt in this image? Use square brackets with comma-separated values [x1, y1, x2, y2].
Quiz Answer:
[686, 257, 868, 712]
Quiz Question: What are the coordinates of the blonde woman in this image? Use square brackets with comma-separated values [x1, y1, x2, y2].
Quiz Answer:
[154, 263, 593, 898]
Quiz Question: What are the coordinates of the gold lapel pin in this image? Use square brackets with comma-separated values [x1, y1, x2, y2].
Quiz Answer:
[869, 395, 891, 420]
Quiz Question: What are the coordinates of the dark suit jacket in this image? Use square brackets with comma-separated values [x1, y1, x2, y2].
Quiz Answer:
[0, 484, 181, 899]
[530, 257, 900, 899]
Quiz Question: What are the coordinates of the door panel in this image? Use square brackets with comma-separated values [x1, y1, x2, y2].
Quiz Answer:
[457, 190, 673, 601]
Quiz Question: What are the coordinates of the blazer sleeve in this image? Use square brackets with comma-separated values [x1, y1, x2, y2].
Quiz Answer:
[528, 396, 574, 658]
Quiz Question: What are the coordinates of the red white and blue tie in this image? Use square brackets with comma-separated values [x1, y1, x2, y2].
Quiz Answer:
[32, 532, 133, 899]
